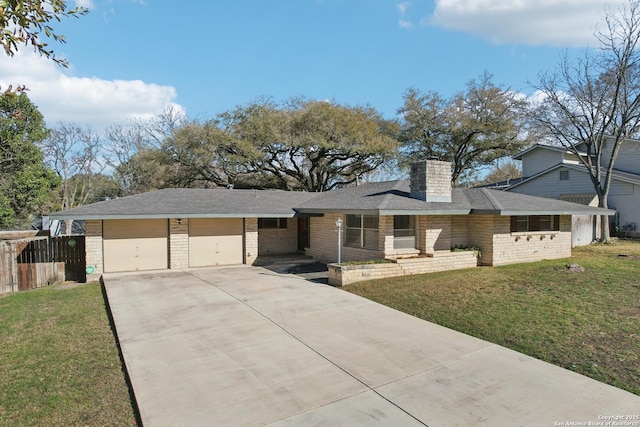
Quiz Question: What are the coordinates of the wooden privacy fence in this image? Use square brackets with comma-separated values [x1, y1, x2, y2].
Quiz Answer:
[0, 236, 86, 294]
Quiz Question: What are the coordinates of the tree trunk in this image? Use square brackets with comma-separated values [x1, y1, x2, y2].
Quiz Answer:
[597, 192, 611, 242]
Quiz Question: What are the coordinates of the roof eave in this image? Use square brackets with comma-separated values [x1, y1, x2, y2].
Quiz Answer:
[49, 212, 298, 220]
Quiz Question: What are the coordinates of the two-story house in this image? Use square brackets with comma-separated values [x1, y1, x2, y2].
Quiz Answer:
[503, 138, 640, 244]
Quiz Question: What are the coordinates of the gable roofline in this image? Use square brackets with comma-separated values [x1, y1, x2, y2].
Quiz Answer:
[512, 143, 590, 160]
[507, 163, 640, 191]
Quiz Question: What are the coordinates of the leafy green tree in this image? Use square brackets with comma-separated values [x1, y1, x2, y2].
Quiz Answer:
[113, 147, 181, 194]
[225, 98, 398, 191]
[399, 72, 532, 186]
[0, 92, 59, 228]
[0, 0, 88, 67]
[157, 120, 258, 189]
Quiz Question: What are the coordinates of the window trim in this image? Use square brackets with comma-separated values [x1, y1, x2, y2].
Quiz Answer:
[344, 214, 379, 250]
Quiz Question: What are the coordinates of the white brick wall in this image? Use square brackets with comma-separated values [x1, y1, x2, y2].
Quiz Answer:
[258, 218, 298, 255]
[84, 219, 103, 281]
[245, 218, 258, 265]
[490, 215, 572, 266]
[307, 214, 385, 263]
[169, 218, 189, 269]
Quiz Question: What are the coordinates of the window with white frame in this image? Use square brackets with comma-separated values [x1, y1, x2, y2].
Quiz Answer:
[345, 214, 379, 250]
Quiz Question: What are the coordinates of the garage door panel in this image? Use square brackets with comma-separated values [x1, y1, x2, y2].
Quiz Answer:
[189, 218, 243, 267]
[103, 219, 168, 272]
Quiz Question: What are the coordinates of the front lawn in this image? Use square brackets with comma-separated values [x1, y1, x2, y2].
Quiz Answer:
[0, 283, 138, 426]
[345, 240, 640, 395]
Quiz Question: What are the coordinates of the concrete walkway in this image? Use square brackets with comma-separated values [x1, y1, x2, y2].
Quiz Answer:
[103, 266, 640, 427]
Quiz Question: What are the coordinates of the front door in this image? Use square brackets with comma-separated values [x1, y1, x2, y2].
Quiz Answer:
[297, 217, 310, 251]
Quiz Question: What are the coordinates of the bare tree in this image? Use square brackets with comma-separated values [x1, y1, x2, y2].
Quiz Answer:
[41, 123, 105, 214]
[531, 0, 640, 241]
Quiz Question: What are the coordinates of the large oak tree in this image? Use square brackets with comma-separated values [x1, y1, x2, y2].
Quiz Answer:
[224, 98, 398, 191]
[398, 72, 532, 186]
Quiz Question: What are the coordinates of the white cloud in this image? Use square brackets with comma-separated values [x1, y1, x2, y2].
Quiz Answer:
[0, 51, 184, 131]
[397, 1, 415, 30]
[74, 0, 94, 9]
[424, 0, 628, 47]
[397, 1, 411, 15]
[399, 19, 414, 29]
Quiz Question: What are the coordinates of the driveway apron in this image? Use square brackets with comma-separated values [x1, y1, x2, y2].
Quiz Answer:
[103, 266, 640, 426]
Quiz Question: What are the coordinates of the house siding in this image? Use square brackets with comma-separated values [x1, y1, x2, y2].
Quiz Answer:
[258, 218, 298, 255]
[599, 139, 640, 172]
[511, 166, 596, 198]
[610, 186, 640, 231]
[521, 150, 564, 177]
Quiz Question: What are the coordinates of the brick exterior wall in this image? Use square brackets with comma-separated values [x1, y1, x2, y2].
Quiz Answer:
[328, 251, 478, 286]
[380, 215, 394, 254]
[489, 215, 572, 266]
[84, 219, 103, 281]
[467, 216, 495, 265]
[451, 216, 470, 247]
[245, 218, 258, 265]
[422, 215, 452, 253]
[409, 160, 452, 202]
[466, 215, 572, 266]
[258, 218, 298, 255]
[306, 214, 385, 263]
[169, 218, 189, 269]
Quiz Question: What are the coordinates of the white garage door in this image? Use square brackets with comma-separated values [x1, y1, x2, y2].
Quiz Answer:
[103, 219, 168, 273]
[189, 218, 243, 267]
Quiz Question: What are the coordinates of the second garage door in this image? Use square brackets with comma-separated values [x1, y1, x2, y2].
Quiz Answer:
[189, 218, 243, 267]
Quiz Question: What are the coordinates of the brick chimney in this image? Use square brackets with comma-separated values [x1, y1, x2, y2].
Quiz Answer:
[409, 160, 452, 202]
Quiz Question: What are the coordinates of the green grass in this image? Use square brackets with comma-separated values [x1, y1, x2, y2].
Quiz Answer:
[345, 240, 640, 395]
[0, 283, 138, 426]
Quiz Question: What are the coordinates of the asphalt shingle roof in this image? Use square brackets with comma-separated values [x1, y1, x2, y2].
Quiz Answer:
[50, 180, 614, 220]
[294, 180, 613, 216]
[50, 188, 317, 220]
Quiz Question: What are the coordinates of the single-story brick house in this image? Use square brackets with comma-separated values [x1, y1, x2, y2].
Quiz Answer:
[50, 160, 613, 281]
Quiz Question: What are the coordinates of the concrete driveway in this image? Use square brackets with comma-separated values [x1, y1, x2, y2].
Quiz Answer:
[103, 266, 640, 426]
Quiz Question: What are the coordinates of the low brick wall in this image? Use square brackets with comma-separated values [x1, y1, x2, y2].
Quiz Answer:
[329, 262, 403, 286]
[328, 251, 479, 286]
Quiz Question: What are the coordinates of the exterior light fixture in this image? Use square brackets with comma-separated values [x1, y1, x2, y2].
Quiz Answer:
[335, 218, 343, 264]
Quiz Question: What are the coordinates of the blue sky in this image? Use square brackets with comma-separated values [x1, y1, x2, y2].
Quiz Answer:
[0, 0, 626, 130]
